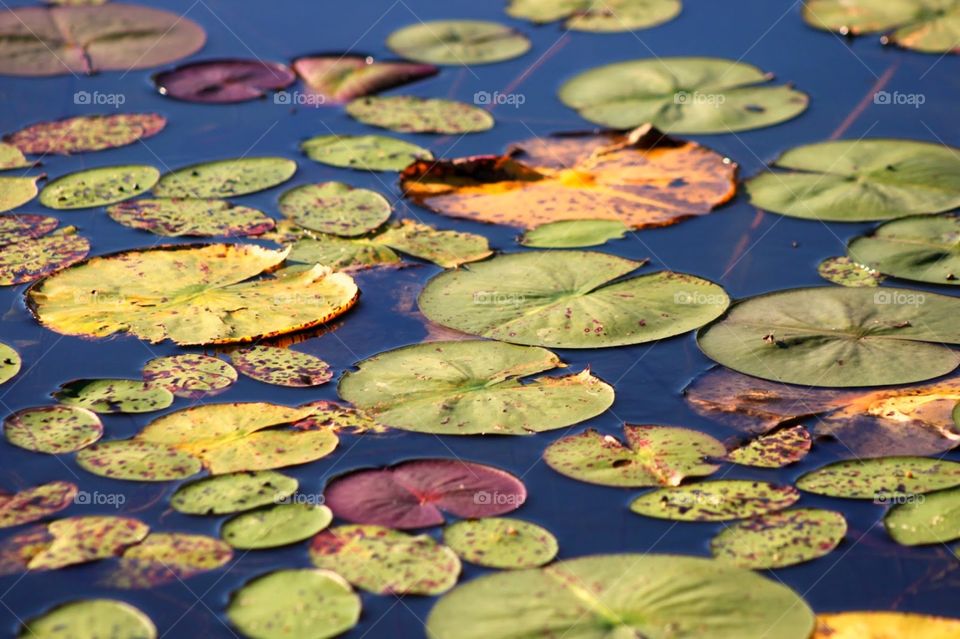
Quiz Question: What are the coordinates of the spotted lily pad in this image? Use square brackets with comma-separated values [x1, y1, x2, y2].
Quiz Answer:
[338, 340, 613, 435]
[19, 599, 157, 639]
[154, 59, 295, 103]
[346, 96, 494, 134]
[301, 134, 433, 171]
[0, 213, 57, 242]
[884, 486, 960, 545]
[76, 440, 203, 481]
[544, 425, 724, 487]
[142, 354, 237, 399]
[443, 517, 558, 569]
[0, 143, 29, 169]
[727, 425, 811, 468]
[309, 524, 460, 595]
[268, 221, 403, 270]
[231, 345, 332, 387]
[813, 612, 960, 638]
[293, 55, 438, 104]
[0, 176, 39, 212]
[324, 459, 527, 529]
[803, 0, 960, 54]
[279, 182, 391, 236]
[508, 0, 682, 31]
[102, 532, 233, 588]
[27, 244, 359, 345]
[848, 214, 960, 285]
[629, 480, 800, 522]
[172, 470, 298, 515]
[153, 157, 297, 198]
[6, 114, 166, 154]
[293, 400, 389, 434]
[419, 251, 729, 348]
[818, 256, 884, 287]
[375, 219, 493, 268]
[0, 220, 89, 286]
[39, 165, 159, 209]
[0, 481, 77, 528]
[4, 405, 102, 453]
[0, 342, 20, 384]
[798, 457, 960, 499]
[710, 508, 847, 569]
[521, 219, 630, 248]
[387, 20, 530, 65]
[222, 503, 332, 549]
[107, 198, 275, 237]
[53, 378, 173, 414]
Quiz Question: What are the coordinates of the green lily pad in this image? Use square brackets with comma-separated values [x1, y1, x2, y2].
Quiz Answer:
[337, 340, 613, 435]
[426, 554, 815, 639]
[0, 175, 39, 212]
[0, 142, 29, 169]
[799, 457, 960, 499]
[0, 481, 77, 528]
[727, 425, 811, 468]
[279, 182, 391, 236]
[301, 134, 433, 171]
[818, 256, 884, 287]
[629, 480, 800, 522]
[443, 518, 558, 569]
[386, 20, 531, 65]
[102, 532, 233, 589]
[222, 503, 333, 549]
[746, 140, 960, 222]
[107, 198, 275, 237]
[885, 486, 960, 545]
[3, 405, 102, 453]
[6, 113, 166, 155]
[271, 221, 403, 270]
[558, 57, 808, 133]
[710, 508, 847, 569]
[309, 524, 460, 595]
[142, 354, 238, 399]
[848, 214, 960, 285]
[19, 599, 157, 639]
[508, 0, 681, 32]
[76, 440, 203, 481]
[697, 286, 960, 387]
[231, 345, 332, 387]
[293, 400, 389, 434]
[0, 222, 89, 286]
[803, 0, 960, 54]
[419, 251, 729, 348]
[39, 165, 159, 209]
[376, 219, 493, 268]
[172, 470, 298, 515]
[346, 96, 494, 134]
[0, 341, 20, 384]
[227, 569, 361, 639]
[53, 379, 174, 414]
[153, 157, 297, 198]
[543, 424, 724, 487]
[520, 219, 629, 248]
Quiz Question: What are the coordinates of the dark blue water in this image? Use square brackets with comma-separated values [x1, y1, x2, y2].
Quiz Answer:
[2, 0, 959, 636]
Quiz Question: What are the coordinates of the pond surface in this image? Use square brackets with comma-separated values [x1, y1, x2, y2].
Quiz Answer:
[1, 0, 959, 636]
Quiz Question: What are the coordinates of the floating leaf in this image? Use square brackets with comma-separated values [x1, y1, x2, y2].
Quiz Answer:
[76, 440, 203, 481]
[268, 220, 403, 270]
[375, 219, 492, 268]
[543, 425, 724, 487]
[520, 219, 629, 248]
[103, 532, 232, 588]
[293, 400, 389, 434]
[419, 251, 729, 348]
[387, 20, 530, 65]
[559, 58, 808, 133]
[27, 244, 359, 345]
[0, 175, 39, 212]
[885, 486, 960, 545]
[154, 59, 295, 103]
[727, 425, 811, 468]
[231, 345, 332, 387]
[0, 213, 57, 243]
[346, 96, 494, 134]
[746, 140, 960, 222]
[443, 517, 558, 569]
[0, 4, 205, 76]
[53, 379, 173, 414]
[698, 286, 960, 387]
[301, 134, 433, 171]
[39, 165, 159, 209]
[818, 256, 884, 287]
[629, 480, 800, 521]
[108, 198, 275, 237]
[797, 457, 960, 499]
[19, 599, 157, 639]
[0, 143, 29, 169]
[813, 611, 960, 638]
[710, 508, 847, 569]
[6, 114, 165, 155]
[293, 55, 437, 103]
[153, 157, 297, 198]
[0, 481, 77, 528]
[279, 182, 391, 236]
[338, 340, 613, 435]
[803, 0, 960, 54]
[427, 554, 815, 639]
[227, 569, 361, 639]
[172, 470, 298, 515]
[310, 524, 460, 595]
[400, 126, 736, 229]
[0, 222, 89, 286]
[324, 459, 527, 529]
[222, 503, 332, 549]
[0, 341, 20, 384]
[849, 214, 960, 285]
[508, 0, 681, 32]
[4, 405, 102, 453]
[142, 354, 237, 399]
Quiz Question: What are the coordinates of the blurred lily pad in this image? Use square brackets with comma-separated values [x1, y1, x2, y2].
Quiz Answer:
[387, 20, 530, 65]
[0, 214, 90, 285]
[107, 198, 275, 237]
[797, 457, 960, 499]
[711, 508, 847, 569]
[142, 354, 237, 398]
[0, 481, 77, 528]
[0, 341, 20, 384]
[279, 182, 391, 236]
[520, 219, 629, 248]
[813, 611, 960, 637]
[0, 176, 39, 212]
[849, 214, 960, 285]
[346, 96, 494, 134]
[510, 0, 681, 31]
[0, 143, 29, 169]
[154, 59, 295, 103]
[629, 480, 800, 521]
[727, 425, 811, 468]
[803, 0, 960, 53]
[818, 256, 884, 287]
[885, 486, 960, 545]
[153, 157, 297, 198]
[19, 599, 157, 639]
[172, 470, 298, 515]
[222, 503, 332, 549]
[443, 517, 558, 569]
[293, 55, 437, 103]
[4, 405, 102, 453]
[302, 134, 433, 172]
[231, 345, 332, 387]
[6, 114, 165, 154]
[76, 440, 203, 481]
[39, 165, 159, 209]
[53, 379, 174, 414]
[102, 532, 233, 589]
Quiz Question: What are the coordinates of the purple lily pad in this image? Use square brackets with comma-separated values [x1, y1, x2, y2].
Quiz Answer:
[155, 59, 296, 104]
[293, 55, 437, 104]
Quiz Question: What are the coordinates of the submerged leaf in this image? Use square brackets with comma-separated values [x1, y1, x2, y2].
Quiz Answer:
[711, 508, 847, 569]
[4, 405, 102, 453]
[142, 354, 237, 398]
[154, 59, 295, 103]
[108, 198, 275, 237]
[172, 471, 298, 515]
[386, 20, 531, 65]
[153, 157, 297, 198]
[726, 425, 811, 468]
[279, 182, 391, 236]
[818, 256, 884, 287]
[39, 165, 159, 209]
[813, 612, 960, 638]
[301, 134, 433, 171]
[443, 517, 558, 569]
[6, 114, 166, 154]
[520, 219, 629, 248]
[798, 457, 960, 499]
[222, 503, 332, 549]
[53, 378, 173, 414]
[103, 532, 232, 588]
[293, 55, 437, 103]
[803, 0, 960, 53]
[19, 599, 157, 639]
[508, 0, 681, 32]
[849, 214, 960, 285]
[231, 345, 332, 387]
[629, 480, 800, 521]
[346, 96, 494, 134]
[0, 481, 77, 528]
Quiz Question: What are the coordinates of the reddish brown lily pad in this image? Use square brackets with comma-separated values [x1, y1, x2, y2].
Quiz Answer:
[0, 481, 78, 528]
[107, 199, 275, 238]
[293, 55, 437, 104]
[76, 439, 203, 481]
[155, 59, 296, 104]
[0, 214, 58, 243]
[727, 425, 812, 468]
[231, 345, 332, 387]
[142, 354, 238, 398]
[102, 532, 233, 588]
[0, 218, 89, 286]
[3, 405, 103, 453]
[6, 114, 166, 155]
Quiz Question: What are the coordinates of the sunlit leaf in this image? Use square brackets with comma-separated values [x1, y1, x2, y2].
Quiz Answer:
[375, 219, 492, 268]
[267, 220, 403, 270]
[76, 440, 203, 481]
[39, 165, 159, 209]
[508, 0, 681, 32]
[279, 182, 391, 236]
[0, 481, 77, 528]
[142, 354, 237, 399]
[19, 599, 157, 639]
[818, 256, 884, 287]
[293, 400, 389, 434]
[293, 55, 437, 103]
[102, 532, 232, 588]
[4, 405, 102, 453]
[0, 215, 89, 285]
[0, 341, 20, 384]
[231, 345, 332, 387]
[53, 378, 173, 414]
[803, 0, 960, 53]
[301, 134, 433, 171]
[222, 503, 332, 549]
[0, 143, 29, 169]
[443, 517, 558, 569]
[711, 508, 847, 569]
[386, 20, 530, 65]
[813, 611, 960, 638]
[799, 457, 960, 499]
[172, 470, 298, 515]
[629, 480, 800, 521]
[6, 113, 165, 154]
[346, 96, 494, 134]
[885, 485, 960, 545]
[520, 219, 629, 248]
[154, 59, 295, 103]
[153, 157, 297, 199]
[848, 214, 960, 285]
[107, 198, 275, 237]
[727, 425, 811, 468]
[0, 175, 39, 212]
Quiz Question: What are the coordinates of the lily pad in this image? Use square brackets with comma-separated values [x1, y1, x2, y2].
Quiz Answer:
[227, 569, 361, 639]
[443, 517, 558, 569]
[818, 256, 884, 287]
[279, 182, 391, 236]
[154, 59, 295, 103]
[0, 481, 77, 528]
[0, 143, 29, 169]
[76, 440, 203, 481]
[222, 503, 333, 549]
[107, 198, 275, 237]
[426, 554, 815, 639]
[508, 0, 681, 32]
[6, 114, 166, 154]
[301, 134, 433, 171]
[710, 508, 847, 569]
[0, 4, 205, 76]
[697, 286, 960, 387]
[27, 243, 359, 345]
[813, 611, 960, 638]
[803, 0, 960, 54]
[629, 480, 800, 522]
[337, 340, 613, 435]
[53, 378, 173, 414]
[309, 524, 460, 594]
[153, 157, 297, 198]
[374, 219, 493, 268]
[267, 221, 403, 270]
[543, 425, 724, 487]
[798, 457, 960, 500]
[0, 341, 20, 384]
[324, 459, 527, 529]
[558, 57, 808, 133]
[172, 470, 298, 515]
[0, 213, 58, 243]
[231, 345, 332, 387]
[0, 175, 39, 212]
[19, 599, 157, 639]
[4, 405, 102, 453]
[39, 165, 159, 209]
[386, 20, 531, 65]
[727, 425, 811, 468]
[521, 219, 629, 248]
[0, 222, 90, 286]
[293, 55, 437, 104]
[885, 486, 960, 545]
[746, 140, 960, 222]
[142, 354, 237, 398]
[848, 214, 960, 285]
[419, 251, 729, 348]
[346, 96, 494, 134]
[293, 400, 389, 434]
[102, 532, 233, 588]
